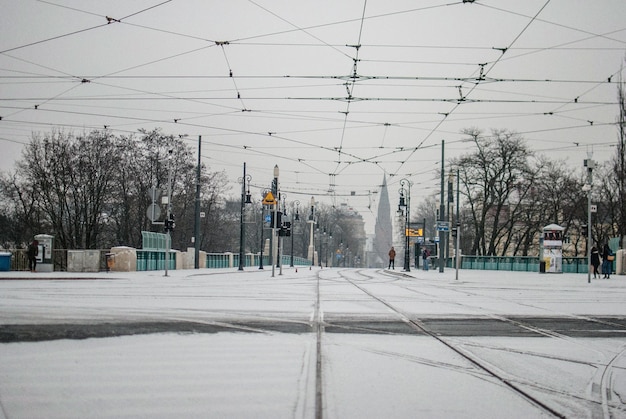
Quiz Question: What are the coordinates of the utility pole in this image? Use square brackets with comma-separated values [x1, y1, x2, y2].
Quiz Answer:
[194, 136, 201, 269]
[585, 155, 594, 283]
[439, 140, 445, 273]
[271, 165, 279, 278]
[165, 149, 173, 277]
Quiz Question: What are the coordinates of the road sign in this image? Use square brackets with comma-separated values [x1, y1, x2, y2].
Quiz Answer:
[146, 203, 161, 222]
[436, 221, 450, 231]
[263, 191, 276, 205]
[590, 204, 597, 213]
[405, 228, 423, 237]
[148, 187, 162, 201]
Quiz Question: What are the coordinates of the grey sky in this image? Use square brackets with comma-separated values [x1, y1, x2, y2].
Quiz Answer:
[2, 0, 625, 232]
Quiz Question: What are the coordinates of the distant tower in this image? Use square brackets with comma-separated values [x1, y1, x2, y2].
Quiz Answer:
[373, 175, 393, 267]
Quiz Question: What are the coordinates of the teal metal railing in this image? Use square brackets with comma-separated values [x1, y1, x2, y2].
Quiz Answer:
[454, 255, 589, 273]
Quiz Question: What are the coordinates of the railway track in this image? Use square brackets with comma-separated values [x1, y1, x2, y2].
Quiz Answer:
[312, 268, 626, 419]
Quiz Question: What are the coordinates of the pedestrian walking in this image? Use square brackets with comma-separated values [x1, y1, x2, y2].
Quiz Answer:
[27, 240, 39, 272]
[388, 247, 396, 269]
[590, 246, 600, 279]
[422, 248, 430, 271]
[601, 243, 614, 279]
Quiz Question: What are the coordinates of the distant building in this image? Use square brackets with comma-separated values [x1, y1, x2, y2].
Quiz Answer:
[372, 176, 393, 268]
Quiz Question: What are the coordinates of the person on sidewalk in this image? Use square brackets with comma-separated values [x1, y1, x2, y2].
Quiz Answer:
[27, 240, 39, 272]
[590, 246, 600, 279]
[388, 247, 396, 269]
[422, 248, 430, 271]
[601, 243, 613, 279]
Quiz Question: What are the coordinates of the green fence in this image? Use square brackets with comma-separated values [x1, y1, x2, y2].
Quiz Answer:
[457, 256, 589, 273]
[136, 250, 176, 271]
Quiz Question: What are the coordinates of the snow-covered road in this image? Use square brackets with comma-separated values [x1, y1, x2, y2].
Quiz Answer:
[1, 268, 625, 418]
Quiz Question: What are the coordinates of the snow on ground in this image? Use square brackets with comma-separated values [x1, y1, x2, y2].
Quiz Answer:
[0, 267, 625, 418]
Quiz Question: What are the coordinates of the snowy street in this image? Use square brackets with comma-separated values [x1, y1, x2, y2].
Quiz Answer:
[1, 268, 625, 418]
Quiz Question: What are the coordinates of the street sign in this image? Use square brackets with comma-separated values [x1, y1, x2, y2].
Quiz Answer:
[148, 187, 162, 201]
[436, 221, 450, 231]
[405, 228, 423, 237]
[590, 205, 597, 213]
[146, 203, 161, 222]
[263, 191, 276, 205]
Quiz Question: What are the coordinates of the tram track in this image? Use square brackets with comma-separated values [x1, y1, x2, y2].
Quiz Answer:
[333, 268, 626, 419]
[322, 268, 570, 418]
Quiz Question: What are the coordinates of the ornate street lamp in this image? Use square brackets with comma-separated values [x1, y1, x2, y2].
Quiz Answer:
[308, 196, 315, 267]
[238, 163, 252, 270]
[399, 178, 412, 272]
[290, 200, 300, 267]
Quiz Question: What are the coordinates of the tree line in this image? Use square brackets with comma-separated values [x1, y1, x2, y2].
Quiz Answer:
[413, 127, 625, 257]
[0, 128, 366, 264]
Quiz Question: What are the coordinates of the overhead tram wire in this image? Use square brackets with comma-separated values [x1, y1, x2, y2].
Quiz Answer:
[218, 44, 247, 110]
[388, 0, 553, 178]
[0, 0, 173, 55]
[477, 2, 626, 46]
[335, 0, 369, 171]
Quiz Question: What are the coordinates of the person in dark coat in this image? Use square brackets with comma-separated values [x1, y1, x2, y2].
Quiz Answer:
[601, 243, 613, 279]
[590, 246, 600, 279]
[388, 247, 396, 269]
[27, 240, 39, 272]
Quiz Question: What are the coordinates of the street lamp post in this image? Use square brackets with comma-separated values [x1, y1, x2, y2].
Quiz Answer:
[308, 197, 315, 267]
[399, 178, 412, 272]
[259, 195, 265, 270]
[164, 149, 173, 277]
[271, 165, 279, 278]
[584, 156, 595, 283]
[290, 200, 300, 267]
[238, 163, 252, 270]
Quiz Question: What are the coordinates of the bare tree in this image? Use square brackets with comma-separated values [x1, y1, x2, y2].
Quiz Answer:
[453, 128, 535, 256]
[15, 130, 119, 249]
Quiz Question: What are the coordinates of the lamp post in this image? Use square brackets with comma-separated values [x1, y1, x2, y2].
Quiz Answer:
[584, 156, 595, 283]
[290, 200, 300, 267]
[238, 163, 252, 270]
[439, 139, 446, 273]
[308, 196, 315, 267]
[259, 190, 267, 270]
[194, 135, 201, 269]
[164, 149, 173, 277]
[399, 178, 412, 272]
[271, 165, 279, 278]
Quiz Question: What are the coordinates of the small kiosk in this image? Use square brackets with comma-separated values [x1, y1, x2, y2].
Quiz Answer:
[540, 224, 563, 274]
[34, 234, 54, 272]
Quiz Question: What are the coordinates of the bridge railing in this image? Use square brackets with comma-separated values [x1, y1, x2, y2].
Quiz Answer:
[449, 255, 588, 273]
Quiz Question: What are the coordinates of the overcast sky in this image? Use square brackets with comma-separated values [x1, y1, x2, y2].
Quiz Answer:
[2, 0, 626, 233]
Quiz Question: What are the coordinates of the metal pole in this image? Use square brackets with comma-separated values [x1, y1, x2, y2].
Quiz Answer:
[194, 136, 201, 269]
[586, 156, 594, 283]
[239, 162, 246, 271]
[439, 140, 445, 273]
[165, 149, 172, 277]
[308, 197, 315, 267]
[400, 179, 411, 272]
[272, 165, 279, 277]
[456, 169, 461, 280]
[259, 206, 264, 269]
[279, 193, 284, 275]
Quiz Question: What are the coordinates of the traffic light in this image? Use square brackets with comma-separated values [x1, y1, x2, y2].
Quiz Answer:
[271, 211, 282, 229]
[280, 221, 292, 237]
[164, 213, 176, 232]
